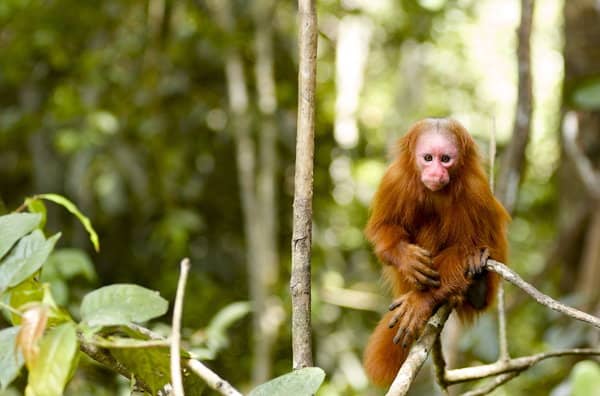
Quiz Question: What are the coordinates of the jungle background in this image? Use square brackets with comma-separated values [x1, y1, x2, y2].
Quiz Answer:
[1, 0, 600, 395]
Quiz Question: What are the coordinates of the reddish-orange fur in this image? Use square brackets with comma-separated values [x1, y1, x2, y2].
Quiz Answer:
[363, 118, 510, 387]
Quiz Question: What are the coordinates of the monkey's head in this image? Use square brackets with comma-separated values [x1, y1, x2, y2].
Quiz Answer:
[400, 118, 478, 192]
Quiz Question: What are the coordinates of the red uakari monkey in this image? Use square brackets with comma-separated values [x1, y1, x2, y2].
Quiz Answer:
[363, 118, 510, 386]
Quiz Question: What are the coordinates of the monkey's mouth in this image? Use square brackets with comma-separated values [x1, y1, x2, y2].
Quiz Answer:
[424, 182, 448, 192]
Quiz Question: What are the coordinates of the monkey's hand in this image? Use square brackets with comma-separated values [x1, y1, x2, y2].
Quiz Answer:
[394, 243, 440, 290]
[387, 291, 436, 348]
[465, 248, 490, 278]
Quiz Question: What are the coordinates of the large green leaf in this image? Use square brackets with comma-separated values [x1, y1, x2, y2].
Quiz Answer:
[110, 346, 204, 396]
[0, 231, 61, 293]
[80, 284, 168, 327]
[0, 213, 42, 260]
[0, 326, 24, 390]
[248, 367, 326, 396]
[25, 322, 78, 396]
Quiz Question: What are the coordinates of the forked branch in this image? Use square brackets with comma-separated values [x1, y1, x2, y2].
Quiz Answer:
[385, 259, 600, 396]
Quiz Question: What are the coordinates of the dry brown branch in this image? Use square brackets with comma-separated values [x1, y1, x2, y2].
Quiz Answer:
[291, 0, 318, 369]
[386, 259, 600, 395]
[187, 360, 243, 396]
[485, 260, 600, 328]
[385, 305, 452, 396]
[170, 258, 191, 396]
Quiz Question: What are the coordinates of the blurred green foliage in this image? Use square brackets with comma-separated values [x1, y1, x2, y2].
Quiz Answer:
[0, 0, 592, 395]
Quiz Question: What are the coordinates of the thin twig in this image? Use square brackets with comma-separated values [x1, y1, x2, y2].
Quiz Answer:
[460, 372, 519, 396]
[171, 258, 191, 396]
[432, 332, 447, 390]
[187, 360, 243, 396]
[386, 305, 452, 396]
[489, 117, 509, 361]
[485, 260, 600, 328]
[446, 348, 600, 384]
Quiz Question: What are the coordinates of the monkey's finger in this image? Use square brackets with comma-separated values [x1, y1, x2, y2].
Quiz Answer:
[389, 298, 404, 311]
[412, 261, 439, 277]
[416, 246, 432, 258]
[401, 330, 414, 348]
[480, 248, 490, 266]
[388, 310, 403, 328]
[393, 328, 406, 345]
[415, 253, 433, 266]
[413, 271, 441, 288]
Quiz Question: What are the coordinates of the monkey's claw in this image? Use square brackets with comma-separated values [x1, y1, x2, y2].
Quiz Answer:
[466, 248, 489, 278]
[387, 292, 433, 348]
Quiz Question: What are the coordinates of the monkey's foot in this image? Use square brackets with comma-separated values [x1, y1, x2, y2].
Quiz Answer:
[387, 292, 434, 348]
[465, 248, 489, 278]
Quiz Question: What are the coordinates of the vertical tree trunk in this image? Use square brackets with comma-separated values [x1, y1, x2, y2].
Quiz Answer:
[334, 15, 372, 149]
[562, 0, 600, 308]
[251, 0, 282, 384]
[205, 0, 268, 385]
[496, 0, 535, 214]
[291, 0, 318, 370]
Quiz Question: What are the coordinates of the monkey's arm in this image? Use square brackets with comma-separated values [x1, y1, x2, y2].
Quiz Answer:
[387, 246, 477, 346]
[368, 223, 440, 291]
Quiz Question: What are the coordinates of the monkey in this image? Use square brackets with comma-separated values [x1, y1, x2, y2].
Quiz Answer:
[363, 118, 510, 386]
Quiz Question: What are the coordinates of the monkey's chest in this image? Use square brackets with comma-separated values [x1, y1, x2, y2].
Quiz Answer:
[411, 215, 473, 254]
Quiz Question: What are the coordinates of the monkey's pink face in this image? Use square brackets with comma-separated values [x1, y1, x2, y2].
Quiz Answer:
[414, 131, 458, 192]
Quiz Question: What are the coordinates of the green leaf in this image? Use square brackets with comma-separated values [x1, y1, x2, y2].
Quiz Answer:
[0, 231, 61, 293]
[25, 322, 78, 396]
[36, 194, 99, 252]
[25, 199, 47, 230]
[205, 301, 251, 355]
[43, 249, 97, 282]
[8, 280, 44, 324]
[80, 284, 168, 327]
[572, 79, 600, 110]
[572, 361, 600, 396]
[0, 326, 24, 390]
[249, 367, 326, 396]
[0, 213, 42, 260]
[110, 345, 205, 396]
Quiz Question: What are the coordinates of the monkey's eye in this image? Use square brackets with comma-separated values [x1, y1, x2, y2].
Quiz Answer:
[441, 154, 451, 163]
[423, 154, 433, 162]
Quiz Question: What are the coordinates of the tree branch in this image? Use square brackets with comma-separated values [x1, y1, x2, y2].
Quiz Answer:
[386, 259, 600, 395]
[385, 305, 452, 396]
[485, 260, 600, 328]
[446, 348, 600, 384]
[460, 372, 519, 396]
[186, 359, 243, 396]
